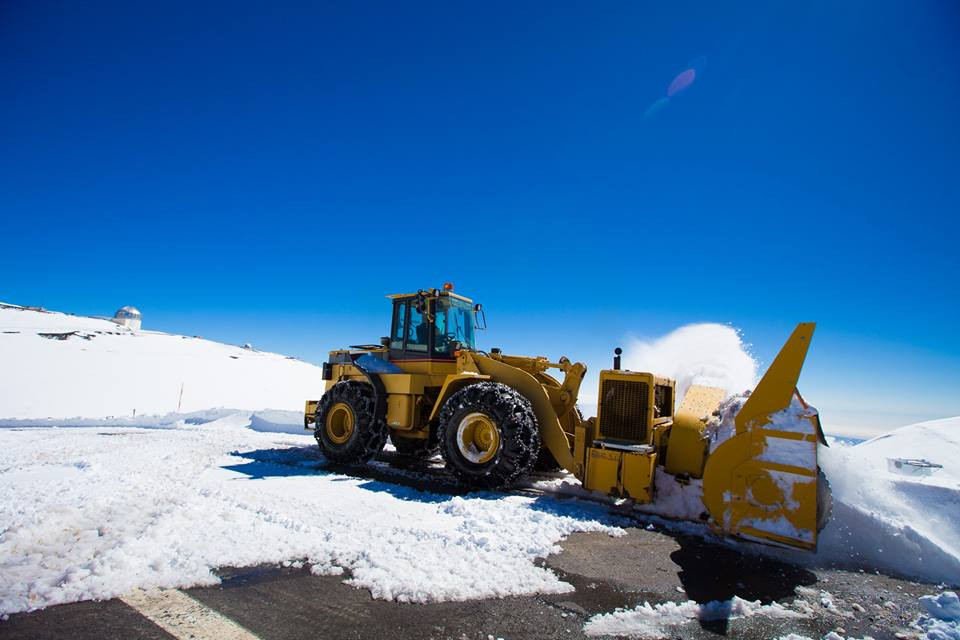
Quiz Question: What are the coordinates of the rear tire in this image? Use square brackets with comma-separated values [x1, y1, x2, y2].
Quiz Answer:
[438, 382, 539, 489]
[315, 380, 388, 464]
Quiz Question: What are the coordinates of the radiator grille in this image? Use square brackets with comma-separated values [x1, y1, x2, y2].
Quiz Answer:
[599, 379, 649, 443]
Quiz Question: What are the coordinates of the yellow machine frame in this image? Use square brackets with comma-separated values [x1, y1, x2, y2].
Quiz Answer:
[305, 289, 825, 551]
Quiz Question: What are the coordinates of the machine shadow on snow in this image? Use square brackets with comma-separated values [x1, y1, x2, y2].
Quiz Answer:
[223, 444, 821, 635]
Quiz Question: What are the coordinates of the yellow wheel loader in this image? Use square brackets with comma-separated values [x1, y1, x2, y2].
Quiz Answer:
[305, 285, 830, 550]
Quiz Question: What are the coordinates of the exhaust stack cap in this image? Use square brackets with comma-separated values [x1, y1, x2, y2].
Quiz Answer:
[613, 347, 622, 370]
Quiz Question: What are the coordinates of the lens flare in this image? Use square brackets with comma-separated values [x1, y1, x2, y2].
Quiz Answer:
[667, 68, 696, 97]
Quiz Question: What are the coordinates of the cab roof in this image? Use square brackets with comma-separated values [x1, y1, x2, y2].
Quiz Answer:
[387, 289, 473, 304]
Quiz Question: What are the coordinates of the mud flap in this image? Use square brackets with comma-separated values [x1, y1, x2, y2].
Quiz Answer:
[701, 323, 823, 550]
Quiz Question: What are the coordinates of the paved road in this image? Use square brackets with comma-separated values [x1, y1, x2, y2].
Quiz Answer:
[2, 454, 946, 639]
[2, 525, 937, 640]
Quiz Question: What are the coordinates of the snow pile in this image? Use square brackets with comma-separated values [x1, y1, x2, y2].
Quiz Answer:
[914, 591, 960, 640]
[776, 634, 875, 640]
[0, 305, 325, 419]
[583, 595, 807, 638]
[625, 323, 757, 401]
[777, 592, 960, 640]
[817, 417, 960, 585]
[0, 414, 624, 614]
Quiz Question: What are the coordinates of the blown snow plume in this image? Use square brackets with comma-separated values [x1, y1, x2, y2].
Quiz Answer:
[624, 323, 758, 401]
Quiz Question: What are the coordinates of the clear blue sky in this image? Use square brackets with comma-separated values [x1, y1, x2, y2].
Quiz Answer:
[3, 1, 958, 436]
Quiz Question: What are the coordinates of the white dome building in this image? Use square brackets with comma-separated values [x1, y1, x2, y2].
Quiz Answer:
[112, 306, 142, 330]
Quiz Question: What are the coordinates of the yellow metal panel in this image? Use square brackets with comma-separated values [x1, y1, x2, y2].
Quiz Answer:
[426, 372, 492, 423]
[665, 384, 724, 478]
[677, 385, 725, 422]
[595, 370, 656, 444]
[386, 394, 415, 429]
[304, 400, 319, 429]
[585, 448, 620, 495]
[735, 323, 815, 434]
[390, 360, 459, 378]
[701, 323, 820, 551]
[650, 423, 670, 451]
[574, 421, 590, 477]
[379, 373, 450, 395]
[664, 421, 709, 477]
[621, 451, 656, 503]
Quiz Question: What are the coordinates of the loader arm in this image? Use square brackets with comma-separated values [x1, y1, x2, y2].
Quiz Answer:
[466, 353, 578, 474]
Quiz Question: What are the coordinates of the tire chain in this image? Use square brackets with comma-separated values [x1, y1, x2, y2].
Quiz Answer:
[437, 382, 541, 489]
[315, 380, 388, 464]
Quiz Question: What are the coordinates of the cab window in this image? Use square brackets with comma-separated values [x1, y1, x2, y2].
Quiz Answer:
[390, 302, 407, 351]
[406, 301, 429, 352]
[432, 296, 476, 356]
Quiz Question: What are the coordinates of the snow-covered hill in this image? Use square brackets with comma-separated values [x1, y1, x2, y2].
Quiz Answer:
[0, 304, 325, 420]
[817, 416, 960, 585]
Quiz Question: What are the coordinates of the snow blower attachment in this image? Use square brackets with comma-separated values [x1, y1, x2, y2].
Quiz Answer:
[305, 287, 829, 550]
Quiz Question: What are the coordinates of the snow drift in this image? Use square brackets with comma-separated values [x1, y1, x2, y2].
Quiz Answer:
[816, 416, 960, 585]
[0, 412, 623, 615]
[584, 595, 807, 638]
[0, 304, 325, 419]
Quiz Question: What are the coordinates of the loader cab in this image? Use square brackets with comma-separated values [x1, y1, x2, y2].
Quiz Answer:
[388, 290, 476, 361]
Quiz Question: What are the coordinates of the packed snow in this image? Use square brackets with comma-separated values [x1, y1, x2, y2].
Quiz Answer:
[770, 591, 960, 640]
[0, 304, 324, 419]
[0, 412, 624, 614]
[583, 595, 807, 638]
[915, 591, 960, 640]
[0, 305, 624, 613]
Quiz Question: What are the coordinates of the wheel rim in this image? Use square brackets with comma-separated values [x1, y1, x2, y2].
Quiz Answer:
[456, 412, 500, 464]
[326, 402, 355, 444]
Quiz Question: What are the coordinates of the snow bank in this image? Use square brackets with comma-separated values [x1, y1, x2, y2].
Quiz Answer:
[0, 413, 623, 614]
[624, 323, 757, 401]
[779, 591, 960, 640]
[817, 417, 960, 585]
[0, 305, 325, 419]
[915, 591, 960, 640]
[584, 595, 807, 638]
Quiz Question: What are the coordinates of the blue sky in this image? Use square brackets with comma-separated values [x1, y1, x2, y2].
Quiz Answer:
[2, 1, 958, 436]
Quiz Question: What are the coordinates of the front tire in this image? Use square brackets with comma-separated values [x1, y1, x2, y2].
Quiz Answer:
[315, 380, 388, 464]
[438, 382, 539, 489]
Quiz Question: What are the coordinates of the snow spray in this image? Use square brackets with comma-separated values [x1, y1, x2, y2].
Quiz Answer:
[624, 323, 758, 401]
